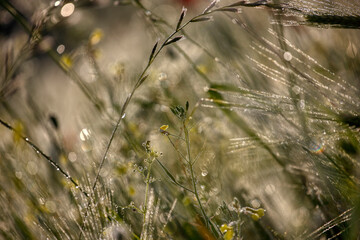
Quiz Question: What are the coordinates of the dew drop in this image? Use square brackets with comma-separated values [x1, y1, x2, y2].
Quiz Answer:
[54, 0, 61, 6]
[68, 152, 77, 162]
[122, 113, 126, 119]
[346, 42, 357, 58]
[45, 201, 56, 213]
[309, 140, 324, 154]
[283, 51, 292, 61]
[251, 199, 261, 208]
[292, 85, 301, 95]
[201, 169, 208, 177]
[215, 209, 221, 215]
[56, 44, 65, 54]
[27, 161, 38, 175]
[265, 184, 276, 194]
[60, 3, 75, 17]
[158, 72, 167, 81]
[15, 171, 23, 179]
[25, 138, 29, 141]
[299, 99, 305, 110]
[79, 128, 91, 141]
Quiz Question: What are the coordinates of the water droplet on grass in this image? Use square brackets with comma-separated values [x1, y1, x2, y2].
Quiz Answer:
[60, 3, 75, 17]
[56, 44, 65, 54]
[292, 85, 301, 95]
[68, 152, 77, 162]
[299, 99, 306, 109]
[309, 140, 325, 154]
[201, 169, 208, 177]
[80, 128, 91, 141]
[158, 72, 167, 81]
[283, 51, 292, 61]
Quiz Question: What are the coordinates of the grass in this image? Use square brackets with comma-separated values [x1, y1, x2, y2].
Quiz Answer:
[1, 0, 360, 239]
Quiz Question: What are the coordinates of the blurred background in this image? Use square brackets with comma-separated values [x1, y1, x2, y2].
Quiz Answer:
[1, 0, 360, 239]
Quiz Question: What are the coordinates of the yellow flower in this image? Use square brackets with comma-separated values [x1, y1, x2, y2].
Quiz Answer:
[60, 54, 73, 68]
[220, 224, 234, 240]
[89, 28, 104, 45]
[160, 125, 169, 131]
[244, 207, 266, 221]
[159, 125, 169, 135]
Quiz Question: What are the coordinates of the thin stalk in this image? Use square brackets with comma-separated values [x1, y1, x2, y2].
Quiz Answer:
[0, 118, 89, 198]
[92, 1, 224, 191]
[82, 6, 223, 240]
[155, 158, 195, 193]
[0, 0, 106, 114]
[143, 161, 153, 223]
[166, 135, 187, 161]
[0, 0, 31, 34]
[183, 121, 222, 238]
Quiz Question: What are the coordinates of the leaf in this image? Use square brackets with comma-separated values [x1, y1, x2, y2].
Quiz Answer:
[176, 7, 187, 31]
[156, 158, 194, 193]
[203, 0, 218, 14]
[305, 15, 360, 29]
[164, 35, 184, 46]
[339, 114, 360, 128]
[135, 74, 148, 89]
[170, 105, 186, 120]
[214, 7, 239, 13]
[228, 1, 246, 7]
[156, 159, 177, 183]
[190, 17, 213, 23]
[149, 40, 158, 62]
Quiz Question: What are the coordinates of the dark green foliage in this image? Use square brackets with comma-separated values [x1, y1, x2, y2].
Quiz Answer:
[305, 15, 360, 29]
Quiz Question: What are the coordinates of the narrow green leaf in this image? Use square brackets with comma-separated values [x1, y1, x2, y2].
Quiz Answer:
[164, 35, 184, 46]
[190, 17, 213, 23]
[156, 159, 177, 183]
[149, 41, 158, 62]
[214, 7, 240, 13]
[156, 158, 194, 193]
[136, 74, 148, 89]
[203, 0, 218, 14]
[228, 0, 246, 7]
[176, 7, 187, 31]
